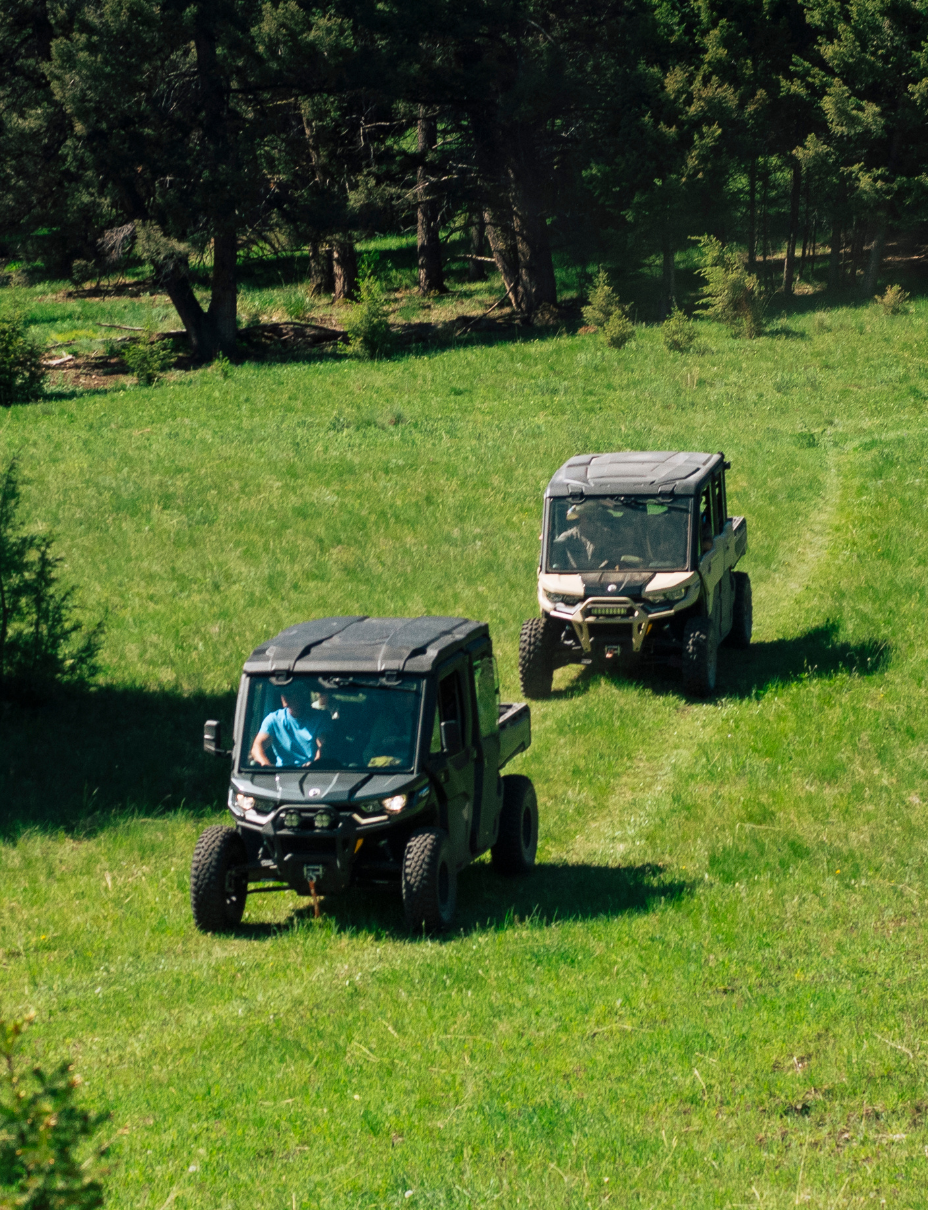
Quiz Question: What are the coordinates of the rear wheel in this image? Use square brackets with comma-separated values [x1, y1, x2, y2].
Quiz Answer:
[401, 829, 456, 933]
[190, 825, 248, 933]
[727, 571, 752, 648]
[682, 616, 718, 697]
[519, 616, 558, 699]
[492, 775, 539, 875]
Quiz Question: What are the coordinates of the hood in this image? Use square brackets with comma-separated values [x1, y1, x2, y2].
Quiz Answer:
[232, 769, 415, 806]
[580, 570, 654, 599]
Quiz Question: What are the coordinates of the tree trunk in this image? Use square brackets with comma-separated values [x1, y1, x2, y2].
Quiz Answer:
[761, 165, 769, 282]
[204, 226, 237, 358]
[798, 175, 811, 280]
[659, 237, 676, 320]
[862, 221, 887, 297]
[849, 221, 864, 286]
[332, 240, 358, 301]
[191, 12, 237, 359]
[484, 211, 520, 309]
[309, 241, 334, 296]
[506, 156, 557, 316]
[747, 158, 757, 273]
[416, 110, 445, 295]
[809, 219, 817, 279]
[156, 254, 211, 360]
[782, 159, 802, 295]
[468, 214, 487, 281]
[827, 221, 842, 290]
[157, 241, 236, 363]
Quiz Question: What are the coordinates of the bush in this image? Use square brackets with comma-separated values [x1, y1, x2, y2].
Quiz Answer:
[662, 307, 697, 353]
[121, 333, 172, 385]
[602, 310, 635, 349]
[875, 284, 909, 315]
[69, 259, 97, 288]
[581, 269, 634, 348]
[344, 269, 395, 359]
[0, 317, 46, 407]
[0, 459, 103, 701]
[695, 236, 766, 338]
[0, 1015, 108, 1210]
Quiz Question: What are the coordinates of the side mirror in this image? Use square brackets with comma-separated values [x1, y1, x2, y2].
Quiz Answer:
[203, 719, 230, 757]
[440, 720, 463, 756]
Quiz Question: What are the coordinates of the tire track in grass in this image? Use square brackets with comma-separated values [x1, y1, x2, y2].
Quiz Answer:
[753, 436, 841, 640]
[549, 439, 843, 870]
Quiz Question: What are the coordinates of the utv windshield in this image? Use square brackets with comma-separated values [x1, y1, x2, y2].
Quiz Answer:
[240, 674, 424, 772]
[546, 497, 691, 572]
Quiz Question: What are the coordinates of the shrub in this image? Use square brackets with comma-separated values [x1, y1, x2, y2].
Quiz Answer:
[662, 307, 697, 353]
[0, 317, 46, 407]
[581, 269, 634, 348]
[69, 259, 97, 288]
[602, 310, 635, 349]
[344, 269, 395, 359]
[695, 236, 766, 338]
[875, 284, 909, 315]
[0, 459, 103, 701]
[0, 1015, 108, 1210]
[122, 333, 172, 385]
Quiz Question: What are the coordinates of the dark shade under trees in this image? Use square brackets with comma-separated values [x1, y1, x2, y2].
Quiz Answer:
[2, 0, 927, 354]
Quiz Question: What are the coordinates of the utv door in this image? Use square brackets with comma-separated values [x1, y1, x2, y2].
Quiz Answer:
[427, 662, 477, 867]
[697, 473, 734, 637]
[469, 647, 502, 854]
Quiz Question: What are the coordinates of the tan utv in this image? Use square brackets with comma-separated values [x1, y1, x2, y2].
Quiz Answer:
[518, 451, 750, 698]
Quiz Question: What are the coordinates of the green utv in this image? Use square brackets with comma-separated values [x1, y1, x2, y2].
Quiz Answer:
[193, 616, 535, 934]
[519, 451, 751, 698]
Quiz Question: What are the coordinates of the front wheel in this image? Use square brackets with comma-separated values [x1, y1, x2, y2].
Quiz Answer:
[401, 829, 457, 933]
[190, 825, 248, 933]
[519, 616, 558, 699]
[492, 775, 539, 875]
[727, 571, 752, 648]
[682, 616, 718, 697]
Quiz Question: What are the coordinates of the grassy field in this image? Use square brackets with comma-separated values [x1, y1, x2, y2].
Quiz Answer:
[2, 284, 928, 1209]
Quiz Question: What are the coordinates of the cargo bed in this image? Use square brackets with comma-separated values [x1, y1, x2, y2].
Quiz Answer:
[498, 701, 531, 768]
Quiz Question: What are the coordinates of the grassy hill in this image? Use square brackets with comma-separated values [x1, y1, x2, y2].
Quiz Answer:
[1, 291, 927, 1208]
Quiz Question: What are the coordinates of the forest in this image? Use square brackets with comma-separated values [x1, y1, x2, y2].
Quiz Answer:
[1, 0, 927, 359]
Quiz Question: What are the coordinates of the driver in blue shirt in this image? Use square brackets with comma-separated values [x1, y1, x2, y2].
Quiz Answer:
[250, 681, 332, 767]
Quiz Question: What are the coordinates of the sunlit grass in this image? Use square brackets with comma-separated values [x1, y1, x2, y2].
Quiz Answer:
[2, 293, 928, 1207]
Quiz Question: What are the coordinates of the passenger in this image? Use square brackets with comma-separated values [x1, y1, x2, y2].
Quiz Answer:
[250, 681, 332, 767]
[647, 511, 682, 567]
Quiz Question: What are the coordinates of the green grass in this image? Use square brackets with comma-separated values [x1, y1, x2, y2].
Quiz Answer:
[2, 295, 928, 1208]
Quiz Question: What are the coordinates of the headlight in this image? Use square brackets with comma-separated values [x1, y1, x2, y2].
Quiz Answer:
[314, 810, 335, 830]
[547, 592, 582, 606]
[283, 809, 302, 829]
[355, 800, 382, 816]
[233, 792, 256, 813]
[644, 585, 689, 604]
[381, 794, 408, 814]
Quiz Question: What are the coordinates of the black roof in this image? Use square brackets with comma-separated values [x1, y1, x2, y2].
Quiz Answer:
[546, 451, 724, 498]
[243, 616, 488, 676]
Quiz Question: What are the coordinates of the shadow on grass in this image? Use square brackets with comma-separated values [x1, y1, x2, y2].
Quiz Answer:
[232, 860, 693, 941]
[553, 621, 888, 703]
[718, 622, 889, 698]
[0, 683, 235, 840]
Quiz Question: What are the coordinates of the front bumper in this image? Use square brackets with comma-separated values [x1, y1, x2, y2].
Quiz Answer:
[550, 596, 685, 655]
[231, 790, 429, 893]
